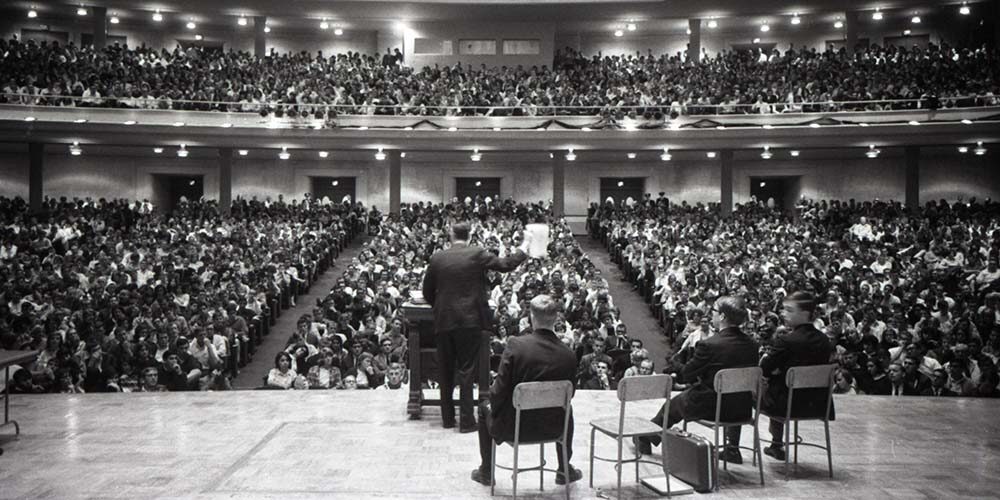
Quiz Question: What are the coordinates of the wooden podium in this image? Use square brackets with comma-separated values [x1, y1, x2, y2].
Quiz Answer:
[402, 302, 490, 420]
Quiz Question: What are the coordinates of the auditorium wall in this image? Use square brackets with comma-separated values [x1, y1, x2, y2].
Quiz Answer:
[385, 22, 556, 68]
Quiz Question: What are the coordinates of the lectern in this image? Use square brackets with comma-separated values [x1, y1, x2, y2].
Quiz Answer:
[402, 302, 490, 419]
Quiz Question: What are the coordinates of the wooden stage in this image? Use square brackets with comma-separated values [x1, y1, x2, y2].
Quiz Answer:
[0, 390, 998, 500]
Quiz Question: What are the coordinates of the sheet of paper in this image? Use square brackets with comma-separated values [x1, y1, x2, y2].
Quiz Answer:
[524, 223, 550, 258]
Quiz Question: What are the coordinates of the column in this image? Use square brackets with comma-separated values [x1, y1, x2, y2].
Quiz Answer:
[905, 146, 920, 211]
[389, 149, 401, 215]
[995, 0, 1000, 50]
[552, 155, 565, 218]
[92, 6, 107, 50]
[688, 19, 702, 63]
[720, 150, 733, 218]
[29, 143, 44, 212]
[254, 16, 267, 58]
[845, 10, 859, 54]
[219, 148, 233, 216]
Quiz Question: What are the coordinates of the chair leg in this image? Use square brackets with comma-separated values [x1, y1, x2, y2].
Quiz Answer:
[539, 444, 545, 491]
[589, 427, 596, 488]
[563, 439, 571, 500]
[825, 420, 833, 478]
[755, 424, 764, 486]
[793, 421, 799, 467]
[513, 443, 519, 500]
[616, 436, 623, 500]
[784, 421, 791, 479]
[714, 425, 722, 491]
[491, 442, 496, 496]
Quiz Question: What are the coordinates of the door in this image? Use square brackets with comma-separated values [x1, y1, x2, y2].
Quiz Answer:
[311, 176, 357, 204]
[600, 177, 645, 206]
[455, 177, 501, 202]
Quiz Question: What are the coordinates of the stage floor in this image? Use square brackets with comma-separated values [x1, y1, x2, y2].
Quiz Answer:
[1, 390, 998, 500]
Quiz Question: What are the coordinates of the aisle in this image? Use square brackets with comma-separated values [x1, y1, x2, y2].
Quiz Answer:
[233, 237, 367, 389]
[575, 236, 671, 372]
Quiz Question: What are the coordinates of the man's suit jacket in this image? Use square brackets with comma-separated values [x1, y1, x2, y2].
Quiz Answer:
[489, 328, 577, 443]
[761, 323, 836, 420]
[680, 327, 760, 422]
[422, 243, 526, 334]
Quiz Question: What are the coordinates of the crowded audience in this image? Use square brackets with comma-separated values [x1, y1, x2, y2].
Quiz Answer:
[1, 36, 998, 119]
[593, 195, 1000, 397]
[0, 195, 363, 393]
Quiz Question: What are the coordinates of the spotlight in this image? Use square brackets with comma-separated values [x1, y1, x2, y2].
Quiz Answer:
[911, 15, 921, 24]
[565, 148, 576, 161]
[110, 15, 119, 24]
[470, 148, 482, 162]
[177, 144, 189, 157]
[760, 146, 772, 159]
[958, 146, 969, 154]
[77, 7, 87, 16]
[238, 16, 247, 26]
[69, 142, 82, 156]
[375, 147, 386, 161]
[627, 152, 636, 159]
[334, 28, 343, 36]
[660, 148, 672, 161]
[153, 10, 163, 22]
[237, 149, 249, 156]
[318, 151, 329, 158]
[790, 150, 800, 157]
[614, 30, 624, 37]
[791, 14, 801, 25]
[974, 141, 987, 155]
[153, 147, 164, 154]
[320, 20, 329, 30]
[626, 23, 637, 31]
[278, 147, 290, 160]
[186, 21, 196, 30]
[960, 3, 971, 15]
[706, 151, 717, 159]
[707, 19, 718, 29]
[865, 145, 880, 159]
[872, 9, 883, 21]
[28, 8, 37, 18]
[760, 23, 770, 32]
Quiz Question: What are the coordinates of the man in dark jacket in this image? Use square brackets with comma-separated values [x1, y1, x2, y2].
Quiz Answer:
[760, 291, 836, 460]
[423, 222, 529, 431]
[636, 296, 759, 464]
[472, 294, 582, 486]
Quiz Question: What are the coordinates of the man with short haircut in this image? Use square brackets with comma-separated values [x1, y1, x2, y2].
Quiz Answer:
[157, 350, 189, 392]
[636, 296, 759, 464]
[887, 363, 906, 396]
[577, 336, 612, 387]
[901, 354, 930, 395]
[472, 295, 581, 486]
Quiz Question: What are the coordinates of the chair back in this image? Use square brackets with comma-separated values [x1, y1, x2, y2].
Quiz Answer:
[786, 364, 836, 390]
[617, 374, 672, 402]
[713, 367, 763, 396]
[513, 380, 574, 411]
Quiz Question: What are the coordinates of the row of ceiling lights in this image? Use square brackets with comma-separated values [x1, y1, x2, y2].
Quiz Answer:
[65, 143, 989, 159]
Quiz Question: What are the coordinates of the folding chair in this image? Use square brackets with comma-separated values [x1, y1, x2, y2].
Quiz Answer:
[762, 364, 836, 479]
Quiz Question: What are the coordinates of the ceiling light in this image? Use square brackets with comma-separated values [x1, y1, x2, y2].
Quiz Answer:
[493, 127, 501, 131]
[318, 151, 329, 158]
[958, 146, 969, 154]
[686, 28, 692, 35]
[962, 119, 973, 125]
[24, 116, 36, 122]
[69, 142, 82, 156]
[109, 15, 119, 24]
[790, 150, 800, 157]
[320, 20, 329, 30]
[186, 21, 196, 30]
[960, 3, 971, 15]
[706, 151, 717, 159]
[475, 181, 482, 187]
[904, 29, 912, 36]
[172, 121, 185, 127]
[470, 148, 482, 162]
[810, 123, 821, 128]
[448, 127, 458, 131]
[238, 16, 247, 26]
[627, 152, 636, 159]
[873, 9, 883, 21]
[153, 147, 165, 154]
[866, 144, 881, 158]
[278, 147, 290, 160]
[760, 146, 773, 159]
[565, 148, 576, 161]
[909, 120, 920, 126]
[177, 144, 189, 158]
[974, 141, 987, 155]
[359, 126, 369, 130]
[263, 26, 271, 33]
[582, 127, 591, 132]
[614, 30, 624, 37]
[859, 122, 870, 127]
[760, 23, 770, 32]
[660, 148, 672, 161]
[123, 120, 136, 125]
[762, 124, 773, 129]
[77, 7, 87, 16]
[28, 8, 37, 18]
[237, 149, 248, 156]
[791, 14, 801, 25]
[627, 23, 637, 31]
[195, 34, 203, 41]
[617, 181, 625, 187]
[334, 28, 343, 36]
[753, 38, 761, 44]
[400, 152, 406, 158]
[375, 147, 386, 161]
[707, 19, 718, 29]
[404, 126, 413, 131]
[74, 118, 87, 123]
[716, 125, 726, 130]
[548, 153, 554, 159]
[834, 20, 844, 29]
[332, 180, 339, 186]
[911, 15, 921, 24]
[759, 181, 767, 188]
[153, 10, 162, 22]
[220, 123, 233, 128]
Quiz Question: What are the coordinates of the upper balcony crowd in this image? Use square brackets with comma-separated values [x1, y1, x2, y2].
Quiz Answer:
[1, 36, 998, 118]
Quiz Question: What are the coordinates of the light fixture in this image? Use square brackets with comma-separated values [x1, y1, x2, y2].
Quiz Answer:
[400, 152, 406, 158]
[809, 123, 821, 129]
[960, 3, 971, 15]
[958, 146, 969, 154]
[872, 9, 883, 21]
[374, 147, 386, 161]
[660, 148, 672, 161]
[686, 28, 692, 35]
[470, 148, 482, 162]
[152, 10, 162, 22]
[359, 126, 369, 130]
[278, 147, 290, 160]
[264, 25, 271, 33]
[627, 152, 636, 159]
[110, 14, 120, 24]
[760, 146, 773, 159]
[548, 153, 554, 159]
[448, 127, 458, 132]
[565, 148, 576, 161]
[904, 29, 912, 36]
[404, 126, 413, 131]
[582, 127, 591, 132]
[762, 124, 773, 129]
[791, 14, 801, 25]
[77, 7, 87, 16]
[858, 122, 870, 127]
[706, 151, 717, 159]
[866, 144, 881, 158]
[69, 142, 82, 156]
[974, 141, 987, 155]
[961, 119, 973, 125]
[237, 149, 248, 156]
[493, 127, 501, 131]
[172, 121, 185, 127]
[318, 151, 329, 158]
[74, 118, 87, 123]
[334, 28, 343, 36]
[614, 30, 624, 37]
[716, 125, 726, 130]
[186, 21, 196, 30]
[834, 20, 844, 29]
[752, 38, 761, 44]
[320, 20, 329, 30]
[760, 181, 767, 188]
[475, 181, 482, 187]
[177, 144, 189, 158]
[28, 8, 37, 18]
[790, 150, 800, 157]
[195, 34, 203, 41]
[188, 180, 196, 186]
[911, 15, 921, 24]
[238, 16, 247, 26]
[760, 23, 770, 32]
[707, 19, 718, 29]
[24, 116, 36, 122]
[220, 123, 233, 128]
[909, 120, 920, 126]
[617, 181, 625, 187]
[123, 120, 136, 125]
[153, 147, 164, 154]
[626, 22, 637, 31]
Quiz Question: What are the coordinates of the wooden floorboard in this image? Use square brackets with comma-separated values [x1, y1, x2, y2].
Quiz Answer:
[0, 391, 998, 499]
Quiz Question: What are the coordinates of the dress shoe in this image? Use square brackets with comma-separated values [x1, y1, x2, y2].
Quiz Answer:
[555, 465, 583, 485]
[764, 445, 786, 461]
[459, 417, 478, 433]
[633, 436, 652, 455]
[442, 419, 456, 429]
[720, 447, 743, 464]
[471, 467, 494, 486]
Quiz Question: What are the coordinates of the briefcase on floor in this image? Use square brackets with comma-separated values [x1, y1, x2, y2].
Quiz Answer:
[664, 428, 716, 493]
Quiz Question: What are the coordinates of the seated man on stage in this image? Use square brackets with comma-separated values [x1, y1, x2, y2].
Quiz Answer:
[635, 296, 759, 464]
[472, 295, 582, 486]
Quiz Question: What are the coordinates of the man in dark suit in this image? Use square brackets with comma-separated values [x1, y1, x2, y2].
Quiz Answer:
[472, 295, 582, 486]
[760, 291, 836, 461]
[423, 221, 529, 431]
[636, 296, 759, 464]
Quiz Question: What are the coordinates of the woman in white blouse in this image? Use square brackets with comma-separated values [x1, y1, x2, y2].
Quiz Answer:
[266, 352, 297, 389]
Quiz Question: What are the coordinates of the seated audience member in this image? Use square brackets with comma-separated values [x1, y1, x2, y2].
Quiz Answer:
[946, 361, 978, 397]
[580, 360, 614, 390]
[472, 295, 582, 486]
[832, 368, 858, 395]
[901, 354, 931, 395]
[636, 296, 759, 464]
[137, 367, 163, 392]
[266, 352, 297, 390]
[760, 292, 836, 461]
[378, 362, 407, 390]
[157, 351, 190, 392]
[577, 336, 612, 386]
[921, 368, 956, 397]
[887, 363, 907, 396]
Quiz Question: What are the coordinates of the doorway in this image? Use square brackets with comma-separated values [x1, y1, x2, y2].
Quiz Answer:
[311, 176, 357, 204]
[456, 177, 501, 202]
[600, 177, 645, 206]
[749, 176, 801, 212]
[151, 174, 204, 212]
